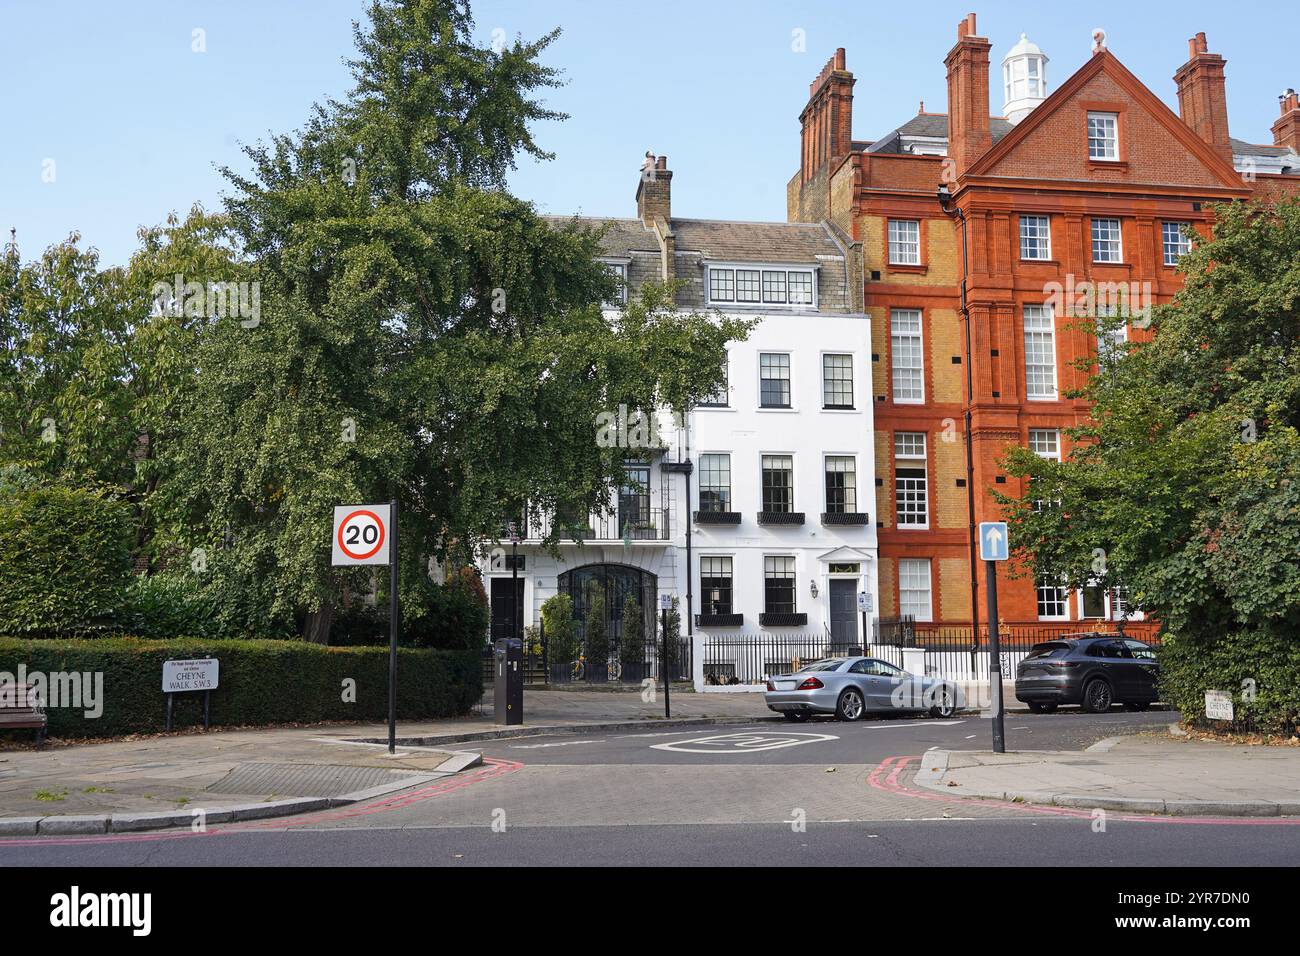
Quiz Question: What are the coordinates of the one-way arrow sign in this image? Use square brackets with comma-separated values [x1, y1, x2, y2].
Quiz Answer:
[979, 521, 1009, 562]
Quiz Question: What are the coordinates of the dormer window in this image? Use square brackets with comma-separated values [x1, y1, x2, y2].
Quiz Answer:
[1087, 112, 1119, 161]
[603, 262, 627, 305]
[707, 266, 816, 308]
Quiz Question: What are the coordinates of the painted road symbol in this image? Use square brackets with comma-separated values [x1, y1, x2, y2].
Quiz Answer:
[650, 732, 839, 754]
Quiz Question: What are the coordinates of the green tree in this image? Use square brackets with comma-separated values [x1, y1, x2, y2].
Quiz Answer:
[999, 198, 1300, 731]
[0, 209, 244, 572]
[180, 0, 747, 640]
[583, 581, 608, 665]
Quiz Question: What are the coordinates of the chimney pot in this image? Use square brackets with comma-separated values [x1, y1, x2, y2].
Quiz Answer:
[1175, 33, 1232, 164]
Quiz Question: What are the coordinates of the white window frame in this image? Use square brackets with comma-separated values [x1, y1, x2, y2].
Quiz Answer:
[1019, 215, 1051, 261]
[1036, 575, 1070, 621]
[894, 432, 928, 530]
[823, 454, 858, 514]
[890, 309, 925, 404]
[887, 219, 921, 266]
[1028, 428, 1061, 512]
[821, 353, 854, 410]
[1028, 428, 1060, 461]
[898, 558, 933, 622]
[1091, 218, 1123, 263]
[601, 261, 628, 306]
[1087, 111, 1118, 161]
[1094, 302, 1127, 361]
[706, 265, 816, 308]
[758, 352, 792, 409]
[1023, 305, 1058, 400]
[1162, 221, 1192, 266]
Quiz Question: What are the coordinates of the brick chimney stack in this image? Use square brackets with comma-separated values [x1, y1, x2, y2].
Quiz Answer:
[1273, 89, 1300, 153]
[636, 154, 672, 226]
[799, 48, 855, 183]
[944, 13, 992, 177]
[1174, 33, 1233, 165]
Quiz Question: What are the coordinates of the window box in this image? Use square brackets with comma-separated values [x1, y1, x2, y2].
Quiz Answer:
[695, 613, 744, 628]
[821, 512, 869, 526]
[759, 612, 808, 627]
[757, 511, 805, 526]
[695, 510, 741, 525]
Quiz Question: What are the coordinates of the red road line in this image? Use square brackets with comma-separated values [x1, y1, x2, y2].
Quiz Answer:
[0, 756, 524, 849]
[871, 754, 1300, 826]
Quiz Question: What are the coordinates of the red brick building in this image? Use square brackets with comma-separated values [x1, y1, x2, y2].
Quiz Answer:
[790, 14, 1300, 628]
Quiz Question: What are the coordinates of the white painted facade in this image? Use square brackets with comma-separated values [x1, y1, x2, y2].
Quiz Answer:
[688, 310, 879, 685]
[479, 305, 879, 691]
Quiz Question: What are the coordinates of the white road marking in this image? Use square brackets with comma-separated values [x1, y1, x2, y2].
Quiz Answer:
[508, 739, 603, 750]
[651, 732, 839, 754]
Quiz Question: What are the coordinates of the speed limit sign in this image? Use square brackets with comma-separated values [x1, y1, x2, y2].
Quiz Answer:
[332, 504, 391, 565]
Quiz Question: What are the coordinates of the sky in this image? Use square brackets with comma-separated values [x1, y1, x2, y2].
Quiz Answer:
[2, 0, 1295, 266]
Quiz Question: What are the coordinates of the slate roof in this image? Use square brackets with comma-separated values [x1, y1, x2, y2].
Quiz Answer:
[1229, 137, 1297, 159]
[544, 216, 844, 263]
[866, 113, 1015, 154]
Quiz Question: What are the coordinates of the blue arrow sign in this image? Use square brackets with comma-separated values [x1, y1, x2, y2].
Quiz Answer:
[979, 521, 1009, 562]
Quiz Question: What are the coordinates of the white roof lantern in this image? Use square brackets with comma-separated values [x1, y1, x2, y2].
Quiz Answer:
[1002, 33, 1049, 125]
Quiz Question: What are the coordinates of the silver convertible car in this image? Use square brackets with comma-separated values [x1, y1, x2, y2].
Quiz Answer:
[764, 657, 962, 722]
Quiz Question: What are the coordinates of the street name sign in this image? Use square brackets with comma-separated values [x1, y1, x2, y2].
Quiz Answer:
[1205, 689, 1234, 721]
[162, 658, 219, 693]
[979, 521, 1009, 562]
[332, 505, 391, 566]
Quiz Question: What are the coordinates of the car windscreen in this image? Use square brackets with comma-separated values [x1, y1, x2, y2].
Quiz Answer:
[1024, 642, 1071, 661]
[798, 659, 846, 672]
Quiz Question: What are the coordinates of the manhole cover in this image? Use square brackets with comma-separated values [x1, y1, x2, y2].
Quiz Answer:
[205, 763, 419, 797]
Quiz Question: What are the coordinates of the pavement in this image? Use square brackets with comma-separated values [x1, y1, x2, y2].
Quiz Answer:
[0, 688, 776, 828]
[4, 680, 1296, 846]
[918, 729, 1300, 816]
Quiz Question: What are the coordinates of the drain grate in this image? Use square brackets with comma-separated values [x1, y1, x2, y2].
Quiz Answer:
[205, 762, 418, 797]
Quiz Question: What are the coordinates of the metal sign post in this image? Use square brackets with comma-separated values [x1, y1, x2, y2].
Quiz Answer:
[659, 593, 673, 718]
[332, 503, 398, 753]
[387, 498, 399, 754]
[979, 522, 1008, 753]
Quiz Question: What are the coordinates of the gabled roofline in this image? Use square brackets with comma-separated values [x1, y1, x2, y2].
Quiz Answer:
[965, 50, 1245, 190]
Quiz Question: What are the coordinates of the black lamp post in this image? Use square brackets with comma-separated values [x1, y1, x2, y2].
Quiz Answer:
[936, 183, 981, 660]
[508, 521, 521, 645]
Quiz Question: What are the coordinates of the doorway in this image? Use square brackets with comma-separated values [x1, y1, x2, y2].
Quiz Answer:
[828, 579, 858, 650]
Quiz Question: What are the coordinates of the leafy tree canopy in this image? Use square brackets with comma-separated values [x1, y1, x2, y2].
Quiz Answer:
[999, 198, 1300, 641]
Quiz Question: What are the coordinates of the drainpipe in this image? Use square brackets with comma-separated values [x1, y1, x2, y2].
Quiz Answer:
[937, 184, 981, 666]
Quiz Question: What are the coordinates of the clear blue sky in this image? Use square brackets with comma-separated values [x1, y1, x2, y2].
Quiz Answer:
[2, 0, 1294, 266]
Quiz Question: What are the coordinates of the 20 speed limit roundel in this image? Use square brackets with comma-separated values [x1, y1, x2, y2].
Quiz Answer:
[336, 509, 386, 561]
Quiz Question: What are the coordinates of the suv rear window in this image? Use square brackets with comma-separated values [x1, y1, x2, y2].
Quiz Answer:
[1024, 642, 1071, 661]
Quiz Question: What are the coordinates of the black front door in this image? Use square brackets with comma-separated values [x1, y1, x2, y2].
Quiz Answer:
[829, 579, 857, 648]
[490, 578, 524, 642]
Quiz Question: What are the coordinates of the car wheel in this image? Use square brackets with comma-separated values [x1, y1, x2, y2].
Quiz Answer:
[1124, 702, 1150, 712]
[1027, 701, 1045, 714]
[1082, 678, 1113, 713]
[1040, 702, 1058, 713]
[928, 685, 957, 719]
[836, 688, 865, 722]
[782, 710, 809, 722]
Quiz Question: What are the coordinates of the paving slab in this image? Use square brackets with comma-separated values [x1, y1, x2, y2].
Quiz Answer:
[919, 734, 1300, 816]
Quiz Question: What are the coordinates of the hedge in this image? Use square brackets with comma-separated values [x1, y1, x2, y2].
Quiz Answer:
[1159, 627, 1300, 735]
[0, 484, 133, 635]
[0, 637, 482, 739]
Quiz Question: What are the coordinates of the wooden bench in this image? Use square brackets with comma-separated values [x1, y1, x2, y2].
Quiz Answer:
[0, 683, 47, 746]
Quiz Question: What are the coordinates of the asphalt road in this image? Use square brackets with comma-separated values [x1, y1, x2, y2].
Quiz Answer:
[4, 707, 1294, 867]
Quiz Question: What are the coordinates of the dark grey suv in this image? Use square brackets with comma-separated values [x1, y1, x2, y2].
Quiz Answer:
[1014, 634, 1160, 714]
